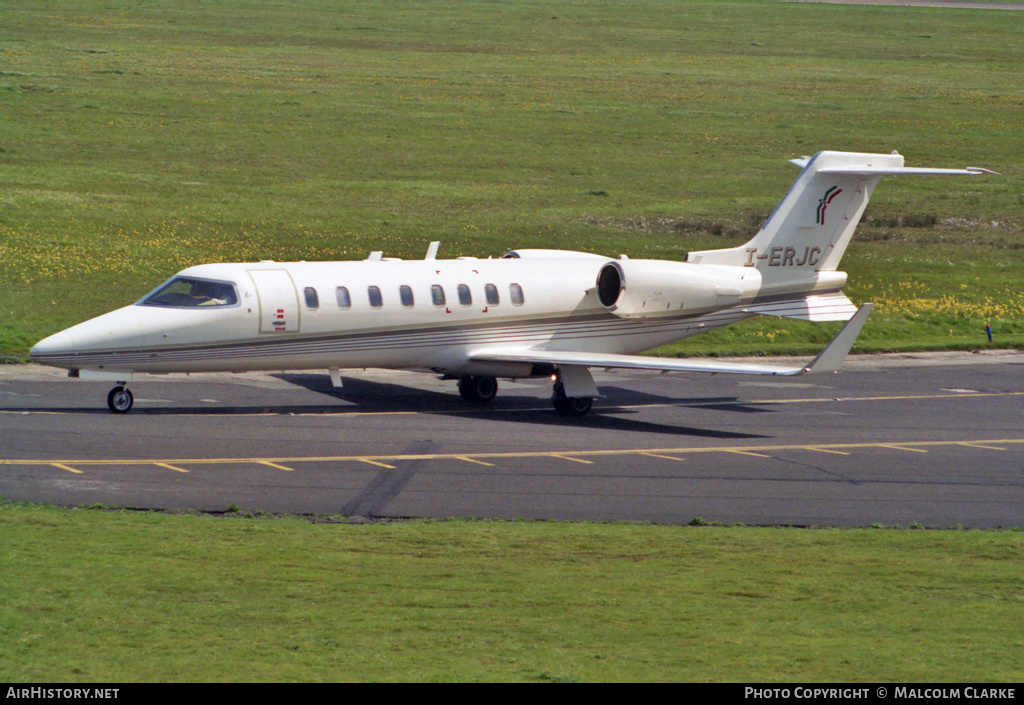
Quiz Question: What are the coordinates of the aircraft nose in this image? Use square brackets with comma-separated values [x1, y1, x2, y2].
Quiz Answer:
[30, 328, 77, 359]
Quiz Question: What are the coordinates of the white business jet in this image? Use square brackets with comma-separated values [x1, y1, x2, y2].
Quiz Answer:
[30, 151, 992, 415]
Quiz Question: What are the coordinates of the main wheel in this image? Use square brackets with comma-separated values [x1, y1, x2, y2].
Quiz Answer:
[458, 375, 498, 404]
[551, 382, 594, 417]
[107, 386, 134, 414]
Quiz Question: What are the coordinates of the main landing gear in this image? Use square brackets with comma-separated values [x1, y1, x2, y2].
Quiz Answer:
[458, 375, 499, 404]
[551, 380, 593, 417]
[106, 385, 134, 414]
[456, 373, 595, 416]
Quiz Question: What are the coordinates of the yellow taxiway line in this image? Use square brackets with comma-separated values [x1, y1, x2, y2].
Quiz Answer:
[3, 438, 1021, 472]
[3, 391, 1022, 418]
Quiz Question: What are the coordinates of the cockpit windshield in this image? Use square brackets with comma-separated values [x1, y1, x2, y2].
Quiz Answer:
[140, 277, 238, 308]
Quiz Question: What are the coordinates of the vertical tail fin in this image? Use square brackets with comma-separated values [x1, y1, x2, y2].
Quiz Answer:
[686, 151, 991, 276]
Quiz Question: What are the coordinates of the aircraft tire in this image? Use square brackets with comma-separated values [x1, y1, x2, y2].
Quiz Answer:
[551, 382, 594, 417]
[107, 386, 134, 414]
[552, 395, 593, 417]
[458, 375, 498, 404]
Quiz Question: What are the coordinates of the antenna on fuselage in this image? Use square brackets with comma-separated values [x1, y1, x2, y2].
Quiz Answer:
[366, 251, 383, 261]
[424, 241, 440, 260]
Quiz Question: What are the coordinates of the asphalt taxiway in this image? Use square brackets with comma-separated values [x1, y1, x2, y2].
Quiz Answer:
[1, 351, 1022, 527]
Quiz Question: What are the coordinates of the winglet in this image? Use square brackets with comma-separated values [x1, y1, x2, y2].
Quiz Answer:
[801, 303, 874, 374]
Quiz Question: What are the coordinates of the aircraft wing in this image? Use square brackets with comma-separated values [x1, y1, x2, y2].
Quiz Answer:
[470, 303, 873, 378]
[739, 292, 858, 322]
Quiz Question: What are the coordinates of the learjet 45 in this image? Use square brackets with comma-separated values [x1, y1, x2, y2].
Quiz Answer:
[30, 150, 993, 415]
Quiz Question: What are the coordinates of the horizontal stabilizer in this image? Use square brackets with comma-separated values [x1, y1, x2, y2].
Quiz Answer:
[789, 157, 997, 177]
[470, 304, 873, 378]
[815, 166, 998, 177]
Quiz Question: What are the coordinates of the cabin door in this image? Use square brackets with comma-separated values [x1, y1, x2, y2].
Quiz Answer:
[248, 269, 300, 334]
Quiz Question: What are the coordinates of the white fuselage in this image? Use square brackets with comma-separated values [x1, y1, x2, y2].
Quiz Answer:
[29, 255, 753, 378]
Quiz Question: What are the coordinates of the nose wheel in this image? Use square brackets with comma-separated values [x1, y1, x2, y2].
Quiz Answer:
[107, 385, 134, 414]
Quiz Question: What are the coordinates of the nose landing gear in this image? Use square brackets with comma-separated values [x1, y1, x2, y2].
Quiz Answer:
[107, 385, 134, 414]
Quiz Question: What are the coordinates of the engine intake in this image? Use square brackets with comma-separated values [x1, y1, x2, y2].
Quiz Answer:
[596, 262, 623, 308]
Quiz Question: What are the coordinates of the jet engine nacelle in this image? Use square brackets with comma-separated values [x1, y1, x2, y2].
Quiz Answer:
[596, 259, 755, 318]
[502, 249, 611, 260]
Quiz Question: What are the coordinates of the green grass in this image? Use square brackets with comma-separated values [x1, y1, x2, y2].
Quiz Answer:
[1, 502, 1022, 682]
[1, 0, 1022, 356]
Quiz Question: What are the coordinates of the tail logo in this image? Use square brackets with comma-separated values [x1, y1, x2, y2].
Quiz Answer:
[816, 186, 843, 225]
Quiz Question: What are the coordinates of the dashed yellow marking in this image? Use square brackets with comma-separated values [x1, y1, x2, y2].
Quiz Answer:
[356, 458, 396, 469]
[4, 439, 1021, 473]
[724, 449, 773, 458]
[553, 454, 593, 464]
[258, 460, 295, 471]
[806, 447, 851, 456]
[880, 445, 929, 454]
[957, 442, 1005, 451]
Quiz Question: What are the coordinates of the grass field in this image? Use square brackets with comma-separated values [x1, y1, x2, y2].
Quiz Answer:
[1, 0, 1022, 356]
[1, 502, 1022, 682]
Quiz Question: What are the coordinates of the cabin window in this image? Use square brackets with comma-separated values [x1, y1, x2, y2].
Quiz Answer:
[141, 277, 238, 308]
[431, 285, 446, 307]
[484, 283, 500, 306]
[457, 284, 472, 306]
[509, 283, 524, 306]
[399, 285, 415, 308]
[336, 286, 351, 309]
[368, 286, 383, 308]
[304, 287, 319, 309]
